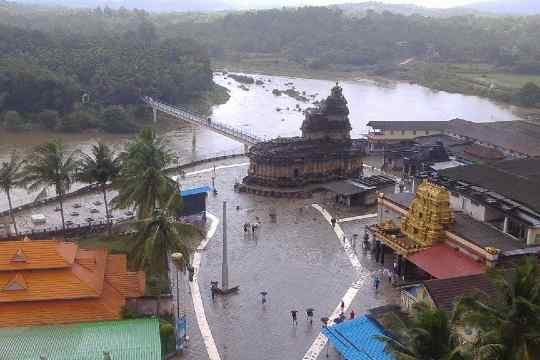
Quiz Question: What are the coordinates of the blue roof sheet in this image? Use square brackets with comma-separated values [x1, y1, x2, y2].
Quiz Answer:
[322, 315, 394, 360]
[180, 186, 211, 197]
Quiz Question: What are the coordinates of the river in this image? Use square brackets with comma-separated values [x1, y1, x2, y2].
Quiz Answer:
[0, 72, 521, 209]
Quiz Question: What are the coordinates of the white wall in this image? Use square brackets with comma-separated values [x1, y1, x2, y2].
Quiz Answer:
[449, 193, 486, 221]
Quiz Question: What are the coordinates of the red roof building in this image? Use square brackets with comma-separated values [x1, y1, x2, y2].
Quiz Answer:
[0, 239, 145, 327]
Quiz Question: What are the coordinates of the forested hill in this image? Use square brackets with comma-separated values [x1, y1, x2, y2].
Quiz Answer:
[163, 7, 540, 71]
[0, 6, 214, 133]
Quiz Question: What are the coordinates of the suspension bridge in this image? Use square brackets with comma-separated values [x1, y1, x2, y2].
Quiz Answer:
[142, 96, 263, 151]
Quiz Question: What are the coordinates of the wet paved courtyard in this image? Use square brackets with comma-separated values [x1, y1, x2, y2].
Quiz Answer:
[172, 160, 399, 360]
[6, 157, 400, 360]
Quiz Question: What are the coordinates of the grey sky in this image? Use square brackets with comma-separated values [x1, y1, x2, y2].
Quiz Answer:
[233, 0, 479, 9]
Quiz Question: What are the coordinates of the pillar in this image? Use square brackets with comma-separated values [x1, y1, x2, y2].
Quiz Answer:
[152, 107, 158, 123]
[244, 144, 249, 153]
[380, 244, 385, 264]
[527, 228, 537, 246]
[503, 216, 509, 233]
[192, 128, 197, 151]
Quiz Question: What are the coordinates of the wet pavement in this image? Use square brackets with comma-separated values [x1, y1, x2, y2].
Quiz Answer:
[7, 156, 400, 360]
[169, 161, 399, 360]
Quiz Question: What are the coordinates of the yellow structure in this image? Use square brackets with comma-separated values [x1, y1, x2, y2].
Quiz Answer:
[401, 180, 454, 246]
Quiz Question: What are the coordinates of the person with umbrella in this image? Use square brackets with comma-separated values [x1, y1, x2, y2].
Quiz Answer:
[306, 308, 315, 324]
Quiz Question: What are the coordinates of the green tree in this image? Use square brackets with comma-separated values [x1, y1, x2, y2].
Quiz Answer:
[515, 82, 540, 107]
[3, 110, 25, 131]
[59, 110, 97, 132]
[99, 105, 131, 133]
[378, 302, 468, 360]
[456, 257, 540, 360]
[0, 151, 25, 236]
[22, 140, 78, 232]
[37, 109, 60, 129]
[77, 143, 121, 230]
[130, 209, 200, 315]
[113, 128, 181, 220]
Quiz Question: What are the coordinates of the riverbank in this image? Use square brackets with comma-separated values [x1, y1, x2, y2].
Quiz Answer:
[214, 58, 540, 123]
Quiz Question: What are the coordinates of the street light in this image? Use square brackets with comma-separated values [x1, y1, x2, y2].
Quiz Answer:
[171, 252, 184, 320]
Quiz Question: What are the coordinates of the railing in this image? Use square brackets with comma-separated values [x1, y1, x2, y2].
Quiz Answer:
[142, 96, 262, 145]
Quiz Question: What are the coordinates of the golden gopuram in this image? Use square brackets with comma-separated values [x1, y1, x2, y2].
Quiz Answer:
[374, 180, 454, 255]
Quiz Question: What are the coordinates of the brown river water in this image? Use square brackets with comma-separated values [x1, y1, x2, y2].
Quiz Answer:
[0, 72, 520, 209]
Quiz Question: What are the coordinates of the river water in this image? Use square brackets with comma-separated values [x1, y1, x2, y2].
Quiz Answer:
[0, 72, 520, 209]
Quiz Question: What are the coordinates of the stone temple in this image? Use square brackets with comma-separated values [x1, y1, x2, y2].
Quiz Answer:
[242, 83, 366, 190]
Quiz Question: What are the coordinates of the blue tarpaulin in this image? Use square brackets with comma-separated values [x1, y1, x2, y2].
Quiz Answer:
[322, 315, 394, 360]
[180, 186, 211, 197]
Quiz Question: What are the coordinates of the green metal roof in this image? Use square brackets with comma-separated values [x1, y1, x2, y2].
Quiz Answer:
[0, 318, 161, 360]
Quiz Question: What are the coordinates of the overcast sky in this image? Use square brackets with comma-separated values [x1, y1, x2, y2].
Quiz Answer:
[232, 0, 480, 9]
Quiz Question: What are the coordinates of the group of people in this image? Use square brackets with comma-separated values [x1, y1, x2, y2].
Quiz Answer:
[332, 301, 355, 325]
[290, 308, 316, 326]
[244, 216, 261, 235]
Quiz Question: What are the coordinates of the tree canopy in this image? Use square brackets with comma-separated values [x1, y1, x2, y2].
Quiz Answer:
[0, 6, 213, 133]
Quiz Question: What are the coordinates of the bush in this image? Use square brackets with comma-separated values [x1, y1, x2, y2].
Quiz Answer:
[37, 109, 60, 129]
[99, 105, 133, 133]
[3, 110, 25, 131]
[59, 110, 97, 132]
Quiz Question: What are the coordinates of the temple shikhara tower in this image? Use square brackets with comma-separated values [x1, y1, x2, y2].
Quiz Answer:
[400, 181, 454, 247]
[242, 83, 365, 189]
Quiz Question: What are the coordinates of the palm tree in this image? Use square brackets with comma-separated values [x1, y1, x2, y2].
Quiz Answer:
[78, 143, 121, 229]
[23, 140, 78, 233]
[455, 257, 540, 360]
[0, 151, 25, 237]
[377, 302, 468, 360]
[129, 208, 201, 315]
[113, 127, 182, 220]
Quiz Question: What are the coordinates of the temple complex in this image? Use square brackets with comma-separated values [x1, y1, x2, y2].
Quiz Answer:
[241, 83, 365, 190]
[0, 239, 146, 327]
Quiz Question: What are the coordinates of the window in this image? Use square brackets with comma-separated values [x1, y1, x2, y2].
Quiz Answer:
[294, 169, 299, 177]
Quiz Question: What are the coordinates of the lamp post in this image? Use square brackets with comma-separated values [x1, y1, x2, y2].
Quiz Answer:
[171, 252, 187, 352]
[171, 253, 184, 319]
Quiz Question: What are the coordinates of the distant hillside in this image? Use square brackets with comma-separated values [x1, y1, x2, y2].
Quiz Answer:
[335, 2, 480, 17]
[467, 0, 540, 15]
[10, 0, 233, 12]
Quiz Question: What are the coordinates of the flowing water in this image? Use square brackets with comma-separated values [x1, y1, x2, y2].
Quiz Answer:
[0, 72, 520, 208]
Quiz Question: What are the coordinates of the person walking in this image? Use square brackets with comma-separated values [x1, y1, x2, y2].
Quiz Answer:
[340, 300, 345, 312]
[210, 281, 218, 301]
[374, 276, 380, 291]
[260, 291, 268, 304]
[306, 308, 314, 325]
[290, 310, 298, 325]
[331, 217, 336, 228]
[349, 309, 355, 320]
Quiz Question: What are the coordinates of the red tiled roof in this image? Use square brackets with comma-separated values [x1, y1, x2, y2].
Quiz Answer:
[0, 239, 145, 327]
[0, 240, 77, 271]
[407, 243, 486, 279]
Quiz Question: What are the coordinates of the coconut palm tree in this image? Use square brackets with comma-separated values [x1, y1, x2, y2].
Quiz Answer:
[0, 151, 25, 236]
[23, 140, 78, 233]
[78, 143, 121, 229]
[129, 206, 201, 315]
[113, 127, 182, 220]
[377, 302, 468, 360]
[455, 256, 540, 360]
